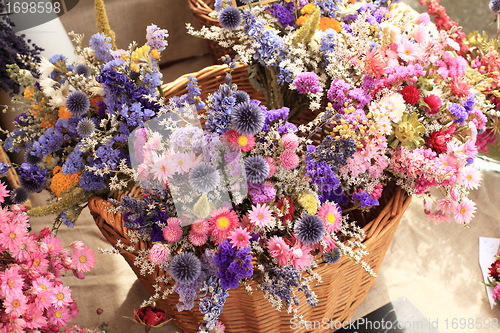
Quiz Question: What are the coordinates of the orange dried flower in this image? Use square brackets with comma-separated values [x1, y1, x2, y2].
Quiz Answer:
[296, 14, 310, 26]
[50, 166, 81, 198]
[58, 106, 72, 120]
[317, 17, 342, 32]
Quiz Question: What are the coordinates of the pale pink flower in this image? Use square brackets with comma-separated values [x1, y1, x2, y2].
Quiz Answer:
[228, 227, 251, 248]
[24, 304, 47, 329]
[167, 152, 199, 174]
[69, 241, 85, 251]
[188, 232, 208, 246]
[47, 305, 72, 327]
[163, 217, 183, 243]
[150, 154, 173, 184]
[435, 198, 457, 214]
[426, 212, 451, 223]
[71, 246, 96, 272]
[397, 36, 419, 62]
[458, 165, 481, 190]
[248, 203, 274, 227]
[0, 223, 28, 253]
[322, 236, 336, 253]
[317, 202, 342, 233]
[289, 242, 313, 270]
[148, 244, 170, 265]
[282, 133, 299, 151]
[32, 276, 54, 294]
[52, 284, 72, 308]
[43, 235, 63, 255]
[144, 131, 162, 151]
[190, 219, 209, 235]
[264, 157, 277, 177]
[280, 151, 300, 170]
[4, 290, 28, 317]
[454, 198, 476, 224]
[267, 236, 290, 266]
[0, 181, 10, 202]
[34, 290, 55, 310]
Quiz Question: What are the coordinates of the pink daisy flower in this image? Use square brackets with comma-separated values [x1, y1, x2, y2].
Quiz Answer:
[454, 198, 476, 224]
[11, 237, 37, 262]
[52, 284, 72, 308]
[24, 304, 47, 329]
[43, 235, 63, 255]
[317, 202, 342, 233]
[267, 236, 290, 266]
[150, 154, 173, 184]
[162, 217, 183, 243]
[280, 151, 300, 170]
[35, 290, 56, 310]
[0, 270, 23, 298]
[68, 301, 79, 319]
[289, 242, 313, 270]
[458, 165, 481, 190]
[228, 227, 251, 248]
[282, 133, 299, 151]
[397, 36, 419, 62]
[47, 305, 72, 327]
[435, 198, 457, 214]
[30, 250, 49, 272]
[72, 246, 96, 273]
[322, 236, 336, 252]
[0, 222, 28, 253]
[188, 231, 208, 246]
[209, 207, 239, 241]
[248, 203, 274, 227]
[264, 157, 277, 177]
[4, 290, 28, 317]
[0, 181, 10, 202]
[32, 276, 54, 294]
[225, 129, 255, 152]
[148, 244, 170, 265]
[167, 152, 199, 174]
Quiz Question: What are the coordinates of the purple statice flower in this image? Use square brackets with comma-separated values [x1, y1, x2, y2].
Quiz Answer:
[261, 265, 300, 308]
[248, 182, 276, 203]
[146, 24, 169, 52]
[448, 103, 468, 125]
[205, 82, 236, 134]
[347, 88, 371, 109]
[62, 143, 83, 175]
[327, 79, 351, 110]
[278, 122, 298, 134]
[13, 112, 30, 127]
[312, 136, 357, 171]
[213, 240, 253, 290]
[89, 32, 113, 63]
[268, 2, 296, 28]
[198, 276, 229, 332]
[462, 93, 475, 112]
[18, 163, 47, 192]
[0, 1, 42, 95]
[293, 72, 323, 95]
[79, 171, 106, 191]
[305, 159, 340, 194]
[0, 162, 10, 175]
[352, 190, 379, 208]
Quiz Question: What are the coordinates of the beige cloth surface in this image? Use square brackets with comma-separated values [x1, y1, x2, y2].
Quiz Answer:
[26, 169, 500, 333]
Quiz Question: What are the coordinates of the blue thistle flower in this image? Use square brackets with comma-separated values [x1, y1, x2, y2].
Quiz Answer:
[65, 91, 90, 116]
[170, 252, 202, 283]
[24, 150, 42, 165]
[323, 247, 342, 264]
[218, 6, 242, 30]
[11, 187, 29, 204]
[294, 214, 325, 245]
[76, 118, 96, 138]
[233, 90, 250, 106]
[188, 162, 220, 193]
[491, 0, 500, 14]
[244, 155, 269, 184]
[231, 101, 265, 135]
[74, 64, 92, 77]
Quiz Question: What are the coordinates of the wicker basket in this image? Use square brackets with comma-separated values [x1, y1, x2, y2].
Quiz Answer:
[88, 64, 412, 332]
[186, 0, 237, 64]
[0, 144, 31, 210]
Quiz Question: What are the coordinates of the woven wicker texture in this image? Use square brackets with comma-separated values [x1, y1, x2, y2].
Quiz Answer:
[186, 0, 237, 64]
[88, 64, 412, 332]
[0, 145, 31, 210]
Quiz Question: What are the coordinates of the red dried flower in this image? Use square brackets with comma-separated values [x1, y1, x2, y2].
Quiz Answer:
[126, 306, 172, 332]
[489, 260, 500, 280]
[275, 197, 294, 223]
[422, 94, 442, 114]
[401, 85, 420, 105]
[427, 126, 454, 153]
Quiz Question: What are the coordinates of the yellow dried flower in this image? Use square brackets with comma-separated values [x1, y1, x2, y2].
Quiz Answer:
[297, 191, 318, 215]
[390, 112, 425, 149]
